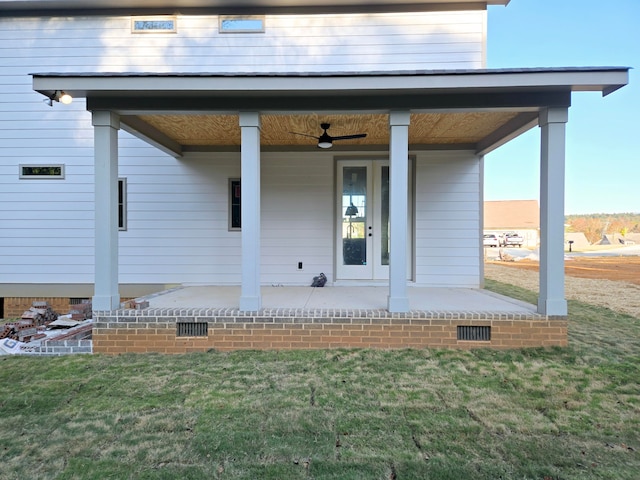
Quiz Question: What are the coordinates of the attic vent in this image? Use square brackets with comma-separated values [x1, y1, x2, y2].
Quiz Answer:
[176, 322, 208, 337]
[457, 326, 491, 341]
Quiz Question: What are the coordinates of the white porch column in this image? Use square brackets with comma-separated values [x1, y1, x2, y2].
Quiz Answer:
[388, 111, 411, 312]
[92, 111, 120, 310]
[239, 112, 262, 311]
[538, 107, 568, 316]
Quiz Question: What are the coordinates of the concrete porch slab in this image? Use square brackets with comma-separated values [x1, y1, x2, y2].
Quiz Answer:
[92, 286, 567, 354]
[141, 285, 536, 314]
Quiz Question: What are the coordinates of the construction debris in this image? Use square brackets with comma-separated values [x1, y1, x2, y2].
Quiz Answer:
[0, 300, 94, 353]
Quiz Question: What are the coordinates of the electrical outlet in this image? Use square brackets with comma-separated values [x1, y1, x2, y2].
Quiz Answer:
[298, 262, 303, 270]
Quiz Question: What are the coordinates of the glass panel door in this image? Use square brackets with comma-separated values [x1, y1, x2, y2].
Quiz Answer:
[336, 160, 411, 282]
[337, 163, 373, 279]
[379, 166, 390, 267]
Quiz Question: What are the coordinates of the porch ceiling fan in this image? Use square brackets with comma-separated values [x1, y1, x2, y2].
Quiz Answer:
[289, 123, 367, 149]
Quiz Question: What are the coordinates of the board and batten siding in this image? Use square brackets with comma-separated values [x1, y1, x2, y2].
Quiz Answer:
[0, 10, 485, 289]
[414, 151, 482, 288]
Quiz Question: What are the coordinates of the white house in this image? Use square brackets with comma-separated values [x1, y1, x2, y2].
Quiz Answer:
[0, 1, 629, 351]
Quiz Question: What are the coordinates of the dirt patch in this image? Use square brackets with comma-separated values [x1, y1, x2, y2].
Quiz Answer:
[485, 257, 640, 319]
[489, 256, 640, 285]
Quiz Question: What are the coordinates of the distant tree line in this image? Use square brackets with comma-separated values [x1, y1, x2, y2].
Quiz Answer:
[565, 213, 640, 244]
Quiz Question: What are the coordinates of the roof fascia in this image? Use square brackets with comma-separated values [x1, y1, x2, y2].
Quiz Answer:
[32, 67, 629, 96]
[32, 68, 629, 106]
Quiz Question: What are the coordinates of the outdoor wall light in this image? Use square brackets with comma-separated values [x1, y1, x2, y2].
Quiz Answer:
[43, 90, 73, 106]
[58, 91, 73, 104]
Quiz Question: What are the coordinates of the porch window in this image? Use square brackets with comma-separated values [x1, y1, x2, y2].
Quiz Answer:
[118, 178, 127, 231]
[19, 164, 64, 179]
[132, 16, 177, 33]
[229, 178, 241, 230]
[219, 16, 265, 33]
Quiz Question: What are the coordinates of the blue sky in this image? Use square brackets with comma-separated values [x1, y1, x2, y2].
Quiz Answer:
[485, 0, 639, 214]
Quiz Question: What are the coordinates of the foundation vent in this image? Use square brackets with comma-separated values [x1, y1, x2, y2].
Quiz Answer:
[70, 298, 90, 305]
[457, 325, 491, 341]
[176, 322, 208, 337]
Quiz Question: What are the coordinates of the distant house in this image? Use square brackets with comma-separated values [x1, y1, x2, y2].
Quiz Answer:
[600, 233, 638, 245]
[0, 0, 630, 351]
[484, 200, 539, 248]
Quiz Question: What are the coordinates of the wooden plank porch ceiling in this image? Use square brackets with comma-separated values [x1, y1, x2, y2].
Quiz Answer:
[137, 111, 522, 149]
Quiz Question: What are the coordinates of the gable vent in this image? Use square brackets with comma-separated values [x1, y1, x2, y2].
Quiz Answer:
[457, 325, 491, 341]
[176, 322, 208, 337]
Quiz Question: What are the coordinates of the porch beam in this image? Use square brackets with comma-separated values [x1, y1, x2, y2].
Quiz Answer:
[388, 110, 410, 313]
[92, 111, 121, 311]
[239, 112, 262, 311]
[87, 91, 572, 114]
[538, 107, 568, 316]
[475, 111, 539, 156]
[120, 115, 183, 158]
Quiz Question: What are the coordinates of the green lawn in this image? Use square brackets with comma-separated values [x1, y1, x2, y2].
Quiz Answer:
[1, 280, 638, 479]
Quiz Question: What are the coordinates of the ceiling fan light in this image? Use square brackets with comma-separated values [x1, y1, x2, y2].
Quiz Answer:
[317, 132, 333, 149]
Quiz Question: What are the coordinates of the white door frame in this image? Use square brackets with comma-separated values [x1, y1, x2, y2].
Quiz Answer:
[335, 159, 412, 282]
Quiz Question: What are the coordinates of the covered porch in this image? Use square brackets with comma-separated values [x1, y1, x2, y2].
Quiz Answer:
[33, 67, 627, 352]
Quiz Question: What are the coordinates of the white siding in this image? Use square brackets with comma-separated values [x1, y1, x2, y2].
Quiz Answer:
[0, 10, 485, 289]
[0, 11, 485, 74]
[261, 154, 335, 283]
[414, 151, 482, 287]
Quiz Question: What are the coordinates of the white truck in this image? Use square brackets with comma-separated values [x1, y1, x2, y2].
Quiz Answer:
[500, 232, 524, 247]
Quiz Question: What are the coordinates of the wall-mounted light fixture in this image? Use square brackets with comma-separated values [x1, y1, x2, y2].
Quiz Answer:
[43, 90, 73, 107]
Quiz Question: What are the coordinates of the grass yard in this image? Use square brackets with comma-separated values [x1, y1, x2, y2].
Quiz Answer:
[1, 281, 639, 480]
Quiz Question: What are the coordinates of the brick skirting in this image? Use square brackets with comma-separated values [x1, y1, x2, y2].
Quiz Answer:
[93, 308, 567, 353]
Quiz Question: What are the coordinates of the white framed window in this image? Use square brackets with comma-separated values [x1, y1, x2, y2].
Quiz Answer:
[219, 16, 265, 33]
[132, 16, 177, 33]
[229, 178, 241, 231]
[118, 178, 127, 231]
[19, 164, 64, 179]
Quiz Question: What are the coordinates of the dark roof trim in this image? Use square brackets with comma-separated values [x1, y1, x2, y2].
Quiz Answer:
[87, 91, 572, 113]
[1, 2, 493, 17]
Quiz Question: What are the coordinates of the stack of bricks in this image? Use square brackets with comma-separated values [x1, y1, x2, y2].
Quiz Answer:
[69, 300, 92, 320]
[0, 319, 37, 342]
[21, 302, 58, 326]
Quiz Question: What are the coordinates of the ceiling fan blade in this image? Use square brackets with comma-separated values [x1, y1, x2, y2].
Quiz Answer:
[332, 133, 367, 141]
[289, 131, 320, 139]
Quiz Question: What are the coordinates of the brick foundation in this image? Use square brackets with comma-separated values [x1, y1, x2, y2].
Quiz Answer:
[2, 297, 132, 319]
[93, 308, 567, 354]
[3, 298, 74, 319]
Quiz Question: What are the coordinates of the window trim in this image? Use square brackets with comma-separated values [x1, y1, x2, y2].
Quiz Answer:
[118, 178, 127, 231]
[131, 16, 177, 34]
[19, 164, 65, 179]
[219, 15, 265, 34]
[229, 178, 241, 231]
